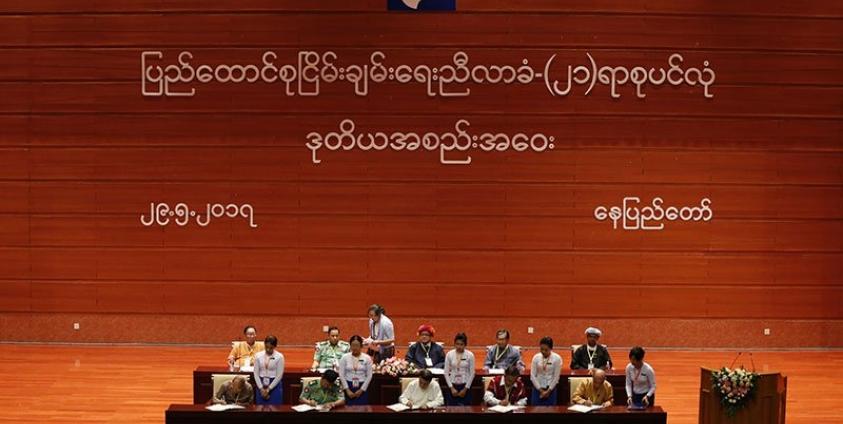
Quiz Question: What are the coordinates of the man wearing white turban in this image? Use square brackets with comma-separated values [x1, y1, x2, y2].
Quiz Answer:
[570, 327, 612, 371]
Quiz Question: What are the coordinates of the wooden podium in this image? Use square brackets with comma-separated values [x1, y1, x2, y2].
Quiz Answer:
[698, 367, 787, 424]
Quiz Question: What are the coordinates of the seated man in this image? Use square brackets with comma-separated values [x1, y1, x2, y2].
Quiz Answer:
[312, 326, 350, 370]
[572, 369, 614, 407]
[210, 375, 254, 406]
[405, 324, 445, 369]
[570, 327, 612, 371]
[227, 325, 264, 369]
[299, 369, 346, 410]
[483, 329, 525, 372]
[483, 365, 528, 406]
[399, 369, 444, 409]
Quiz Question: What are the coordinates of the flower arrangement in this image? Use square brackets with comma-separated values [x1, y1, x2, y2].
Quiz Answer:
[374, 357, 419, 377]
[711, 366, 759, 417]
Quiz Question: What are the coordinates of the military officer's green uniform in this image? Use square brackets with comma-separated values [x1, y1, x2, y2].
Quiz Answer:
[299, 379, 343, 405]
[313, 340, 350, 369]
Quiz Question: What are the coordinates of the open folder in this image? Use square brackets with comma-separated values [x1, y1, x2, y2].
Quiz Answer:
[487, 404, 523, 413]
[205, 404, 245, 412]
[567, 404, 604, 413]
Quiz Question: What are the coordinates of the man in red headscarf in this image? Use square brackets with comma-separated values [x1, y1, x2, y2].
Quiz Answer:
[405, 324, 446, 369]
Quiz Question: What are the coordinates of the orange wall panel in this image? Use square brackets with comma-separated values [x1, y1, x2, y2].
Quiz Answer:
[0, 2, 840, 347]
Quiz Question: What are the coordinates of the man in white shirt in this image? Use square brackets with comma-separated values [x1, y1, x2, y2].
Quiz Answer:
[399, 370, 444, 409]
[625, 346, 656, 408]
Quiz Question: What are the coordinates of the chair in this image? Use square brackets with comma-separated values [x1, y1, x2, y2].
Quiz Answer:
[485, 344, 523, 351]
[230, 341, 257, 367]
[211, 374, 251, 399]
[568, 377, 590, 403]
[300, 376, 321, 387]
[407, 341, 446, 348]
[571, 344, 611, 368]
[400, 377, 418, 393]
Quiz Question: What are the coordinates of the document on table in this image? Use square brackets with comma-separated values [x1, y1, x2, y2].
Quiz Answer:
[205, 404, 245, 412]
[487, 404, 523, 413]
[292, 404, 317, 412]
[428, 368, 445, 375]
[387, 403, 414, 412]
[486, 368, 505, 375]
[567, 404, 603, 413]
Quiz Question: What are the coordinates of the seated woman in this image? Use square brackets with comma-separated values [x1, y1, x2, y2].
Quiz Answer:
[253, 335, 285, 405]
[444, 332, 475, 406]
[405, 324, 445, 369]
[399, 369, 444, 409]
[227, 325, 264, 369]
[625, 346, 656, 408]
[529, 336, 562, 406]
[338, 335, 374, 406]
[298, 369, 346, 410]
[210, 375, 254, 406]
[484, 365, 528, 407]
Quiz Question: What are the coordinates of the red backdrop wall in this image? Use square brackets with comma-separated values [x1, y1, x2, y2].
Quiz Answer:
[0, 0, 841, 348]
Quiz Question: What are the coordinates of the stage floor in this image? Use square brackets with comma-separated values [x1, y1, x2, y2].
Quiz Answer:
[0, 345, 839, 423]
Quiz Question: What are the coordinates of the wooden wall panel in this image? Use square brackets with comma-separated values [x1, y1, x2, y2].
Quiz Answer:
[2, 83, 841, 117]
[2, 148, 841, 184]
[7, 280, 843, 320]
[0, 2, 840, 347]
[5, 1, 843, 18]
[2, 14, 841, 51]
[2, 49, 842, 87]
[2, 115, 840, 151]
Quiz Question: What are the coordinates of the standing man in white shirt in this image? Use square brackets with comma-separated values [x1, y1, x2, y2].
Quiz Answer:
[253, 335, 285, 405]
[444, 332, 475, 405]
[399, 369, 444, 409]
[530, 336, 562, 405]
[365, 304, 395, 363]
[625, 346, 656, 408]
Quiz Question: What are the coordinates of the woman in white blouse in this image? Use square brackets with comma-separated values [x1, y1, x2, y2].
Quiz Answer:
[443, 332, 475, 405]
[338, 335, 374, 405]
[530, 336, 562, 406]
[253, 335, 285, 405]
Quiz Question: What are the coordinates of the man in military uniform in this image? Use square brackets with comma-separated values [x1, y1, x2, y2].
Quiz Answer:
[299, 369, 345, 409]
[312, 326, 350, 370]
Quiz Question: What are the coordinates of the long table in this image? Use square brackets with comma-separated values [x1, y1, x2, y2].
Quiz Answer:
[194, 366, 628, 406]
[166, 404, 667, 424]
